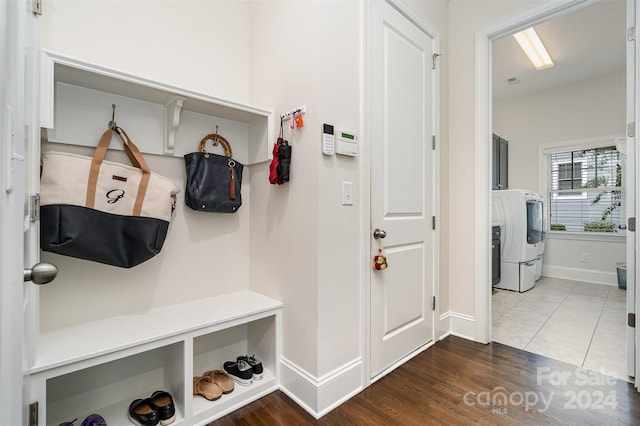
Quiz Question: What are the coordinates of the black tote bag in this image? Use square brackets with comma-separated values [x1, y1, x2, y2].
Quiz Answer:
[184, 133, 243, 213]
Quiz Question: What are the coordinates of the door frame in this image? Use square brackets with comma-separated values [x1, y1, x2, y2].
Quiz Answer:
[476, 0, 639, 388]
[362, 0, 441, 384]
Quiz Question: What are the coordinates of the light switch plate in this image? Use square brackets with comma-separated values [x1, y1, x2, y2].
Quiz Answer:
[342, 181, 353, 205]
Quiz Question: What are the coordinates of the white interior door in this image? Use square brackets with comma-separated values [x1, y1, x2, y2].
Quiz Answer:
[1, 0, 28, 423]
[0, 0, 43, 423]
[626, 0, 637, 381]
[370, 0, 436, 379]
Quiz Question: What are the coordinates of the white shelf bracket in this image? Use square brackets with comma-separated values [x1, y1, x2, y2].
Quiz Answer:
[164, 95, 187, 155]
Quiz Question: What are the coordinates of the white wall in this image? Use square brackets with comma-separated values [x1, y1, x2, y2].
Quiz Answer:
[39, 1, 255, 330]
[448, 0, 538, 320]
[40, 0, 251, 103]
[493, 69, 626, 285]
[494, 69, 626, 192]
[315, 0, 362, 376]
[543, 236, 625, 285]
[247, 0, 324, 382]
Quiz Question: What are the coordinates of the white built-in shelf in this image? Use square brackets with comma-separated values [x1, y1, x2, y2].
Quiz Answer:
[31, 290, 282, 425]
[40, 50, 274, 165]
[31, 291, 282, 374]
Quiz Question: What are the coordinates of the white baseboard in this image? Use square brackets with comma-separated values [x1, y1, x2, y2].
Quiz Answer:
[279, 356, 363, 419]
[438, 313, 451, 340]
[439, 311, 476, 341]
[542, 265, 618, 286]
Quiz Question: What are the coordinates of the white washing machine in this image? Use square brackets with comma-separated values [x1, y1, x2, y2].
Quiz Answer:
[492, 189, 545, 292]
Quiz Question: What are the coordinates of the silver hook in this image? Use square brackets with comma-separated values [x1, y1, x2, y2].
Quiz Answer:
[108, 104, 117, 129]
[212, 124, 219, 146]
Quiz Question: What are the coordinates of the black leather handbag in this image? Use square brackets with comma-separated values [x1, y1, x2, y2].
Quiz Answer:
[184, 133, 243, 213]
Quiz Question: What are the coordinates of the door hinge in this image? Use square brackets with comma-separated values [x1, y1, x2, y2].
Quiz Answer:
[628, 122, 635, 138]
[432, 296, 436, 310]
[32, 0, 42, 15]
[29, 402, 38, 426]
[432, 53, 441, 70]
[30, 194, 40, 222]
[432, 216, 436, 230]
[629, 26, 636, 41]
[432, 135, 436, 150]
[629, 313, 636, 328]
[629, 217, 636, 232]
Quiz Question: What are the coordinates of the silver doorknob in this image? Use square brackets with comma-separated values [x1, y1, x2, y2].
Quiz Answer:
[24, 263, 58, 285]
[373, 228, 387, 239]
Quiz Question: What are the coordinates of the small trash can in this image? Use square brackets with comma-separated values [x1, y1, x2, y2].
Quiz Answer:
[616, 262, 627, 290]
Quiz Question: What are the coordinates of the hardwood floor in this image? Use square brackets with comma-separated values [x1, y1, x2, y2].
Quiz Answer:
[210, 336, 640, 425]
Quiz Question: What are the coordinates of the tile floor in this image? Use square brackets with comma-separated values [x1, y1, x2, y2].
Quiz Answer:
[492, 277, 631, 382]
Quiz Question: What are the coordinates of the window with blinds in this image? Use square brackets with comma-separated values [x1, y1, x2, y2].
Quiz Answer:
[548, 146, 622, 232]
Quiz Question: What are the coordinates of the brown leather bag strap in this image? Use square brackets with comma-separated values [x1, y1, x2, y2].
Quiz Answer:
[198, 133, 233, 158]
[86, 127, 151, 216]
[114, 127, 151, 215]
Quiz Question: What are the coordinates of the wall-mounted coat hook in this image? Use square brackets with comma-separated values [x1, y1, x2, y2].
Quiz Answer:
[210, 125, 220, 146]
[108, 104, 117, 129]
[280, 105, 306, 121]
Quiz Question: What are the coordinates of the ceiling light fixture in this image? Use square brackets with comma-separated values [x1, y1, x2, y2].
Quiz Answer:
[513, 27, 554, 70]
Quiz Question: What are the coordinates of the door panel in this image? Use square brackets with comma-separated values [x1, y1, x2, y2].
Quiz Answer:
[384, 244, 425, 335]
[370, 0, 435, 379]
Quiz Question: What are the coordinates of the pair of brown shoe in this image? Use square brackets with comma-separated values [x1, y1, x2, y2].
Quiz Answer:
[193, 370, 235, 401]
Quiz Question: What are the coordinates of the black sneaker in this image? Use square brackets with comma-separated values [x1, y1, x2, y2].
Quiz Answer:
[237, 354, 264, 380]
[223, 360, 253, 386]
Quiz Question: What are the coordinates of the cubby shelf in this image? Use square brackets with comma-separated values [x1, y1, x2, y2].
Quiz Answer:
[40, 50, 274, 165]
[32, 50, 281, 425]
[29, 291, 282, 425]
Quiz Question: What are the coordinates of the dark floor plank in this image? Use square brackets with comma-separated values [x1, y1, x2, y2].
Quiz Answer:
[209, 336, 640, 426]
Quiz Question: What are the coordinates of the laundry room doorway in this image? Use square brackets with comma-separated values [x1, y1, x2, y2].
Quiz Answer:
[482, 0, 638, 386]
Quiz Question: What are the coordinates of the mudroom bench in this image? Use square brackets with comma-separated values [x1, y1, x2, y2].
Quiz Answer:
[28, 291, 282, 425]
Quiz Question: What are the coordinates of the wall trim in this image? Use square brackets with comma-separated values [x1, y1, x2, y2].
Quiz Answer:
[440, 311, 476, 342]
[542, 266, 618, 286]
[279, 356, 363, 419]
[546, 231, 626, 243]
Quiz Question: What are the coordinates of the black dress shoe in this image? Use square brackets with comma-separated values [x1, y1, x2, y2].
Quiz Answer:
[151, 390, 176, 425]
[128, 398, 159, 426]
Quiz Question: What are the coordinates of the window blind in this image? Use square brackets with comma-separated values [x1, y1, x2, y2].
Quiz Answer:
[548, 147, 622, 232]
